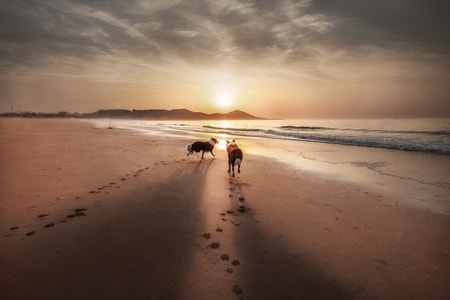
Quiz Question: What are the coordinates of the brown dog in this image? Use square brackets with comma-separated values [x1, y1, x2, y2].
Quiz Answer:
[187, 138, 218, 159]
[226, 139, 243, 177]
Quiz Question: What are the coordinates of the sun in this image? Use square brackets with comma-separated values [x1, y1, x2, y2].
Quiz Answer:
[214, 91, 235, 108]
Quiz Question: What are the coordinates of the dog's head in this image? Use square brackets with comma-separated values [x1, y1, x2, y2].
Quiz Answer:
[226, 139, 236, 146]
[210, 138, 218, 144]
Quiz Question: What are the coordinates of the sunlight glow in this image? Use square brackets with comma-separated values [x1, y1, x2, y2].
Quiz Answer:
[220, 120, 230, 128]
[217, 139, 227, 150]
[217, 133, 229, 150]
[215, 92, 234, 107]
[213, 85, 236, 108]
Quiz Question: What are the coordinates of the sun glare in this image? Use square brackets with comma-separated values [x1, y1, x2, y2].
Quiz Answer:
[220, 120, 230, 128]
[217, 133, 229, 150]
[214, 91, 235, 108]
[217, 139, 227, 150]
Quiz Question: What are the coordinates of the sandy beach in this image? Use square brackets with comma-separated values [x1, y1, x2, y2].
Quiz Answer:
[1, 118, 449, 300]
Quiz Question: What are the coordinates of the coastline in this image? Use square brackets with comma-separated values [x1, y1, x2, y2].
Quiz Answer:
[1, 118, 449, 299]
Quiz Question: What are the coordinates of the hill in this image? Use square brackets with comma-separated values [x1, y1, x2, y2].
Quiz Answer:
[88, 108, 264, 120]
[1, 109, 264, 120]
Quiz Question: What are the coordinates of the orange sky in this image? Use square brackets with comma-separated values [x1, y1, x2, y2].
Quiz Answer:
[1, 1, 449, 118]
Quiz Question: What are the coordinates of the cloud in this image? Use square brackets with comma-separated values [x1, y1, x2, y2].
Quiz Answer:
[304, 0, 450, 50]
[0, 0, 333, 70]
[3, 0, 447, 72]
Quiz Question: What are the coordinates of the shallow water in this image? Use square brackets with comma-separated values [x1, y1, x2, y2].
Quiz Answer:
[95, 118, 450, 215]
[108, 118, 450, 154]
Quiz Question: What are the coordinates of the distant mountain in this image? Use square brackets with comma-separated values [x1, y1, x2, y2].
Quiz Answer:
[0, 108, 265, 120]
[83, 108, 265, 120]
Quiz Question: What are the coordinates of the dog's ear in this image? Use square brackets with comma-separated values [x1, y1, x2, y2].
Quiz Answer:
[226, 140, 230, 143]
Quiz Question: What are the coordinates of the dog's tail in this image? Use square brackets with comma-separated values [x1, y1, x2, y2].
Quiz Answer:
[234, 158, 242, 167]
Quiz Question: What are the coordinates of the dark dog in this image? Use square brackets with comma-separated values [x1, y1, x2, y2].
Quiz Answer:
[226, 139, 243, 177]
[187, 138, 218, 159]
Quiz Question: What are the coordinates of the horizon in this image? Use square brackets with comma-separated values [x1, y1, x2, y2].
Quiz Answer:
[4, 107, 450, 121]
[1, 1, 449, 119]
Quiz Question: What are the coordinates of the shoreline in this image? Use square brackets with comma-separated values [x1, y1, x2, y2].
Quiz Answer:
[1, 118, 449, 299]
[104, 118, 450, 215]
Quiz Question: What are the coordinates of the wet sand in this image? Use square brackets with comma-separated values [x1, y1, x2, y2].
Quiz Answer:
[1, 118, 449, 300]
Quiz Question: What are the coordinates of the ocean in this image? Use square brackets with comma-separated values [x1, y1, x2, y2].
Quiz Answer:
[110, 118, 450, 155]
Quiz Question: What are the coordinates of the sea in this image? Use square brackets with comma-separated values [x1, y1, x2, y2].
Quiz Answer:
[110, 118, 450, 156]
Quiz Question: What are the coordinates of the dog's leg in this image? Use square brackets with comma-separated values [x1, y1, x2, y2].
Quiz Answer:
[201, 151, 205, 159]
[231, 159, 235, 177]
[211, 150, 215, 157]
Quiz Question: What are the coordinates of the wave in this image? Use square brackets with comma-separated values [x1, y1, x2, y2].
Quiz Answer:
[127, 119, 449, 156]
[203, 125, 263, 132]
[270, 130, 449, 154]
[280, 125, 335, 131]
[280, 125, 450, 136]
[197, 125, 450, 155]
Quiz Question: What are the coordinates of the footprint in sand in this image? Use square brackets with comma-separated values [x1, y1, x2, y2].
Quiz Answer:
[210, 242, 220, 249]
[215, 227, 223, 232]
[67, 208, 88, 218]
[221, 254, 230, 261]
[233, 285, 243, 295]
[201, 233, 211, 239]
[38, 213, 49, 218]
[44, 223, 55, 228]
[219, 213, 228, 222]
[10, 226, 20, 231]
[238, 206, 249, 213]
[25, 231, 36, 236]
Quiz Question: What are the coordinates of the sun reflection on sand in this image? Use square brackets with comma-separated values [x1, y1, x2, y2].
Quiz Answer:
[215, 121, 231, 150]
[217, 134, 228, 150]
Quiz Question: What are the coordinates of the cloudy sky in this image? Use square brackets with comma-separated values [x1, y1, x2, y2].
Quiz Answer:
[1, 0, 449, 118]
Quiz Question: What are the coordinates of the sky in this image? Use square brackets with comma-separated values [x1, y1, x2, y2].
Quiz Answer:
[1, 0, 449, 119]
